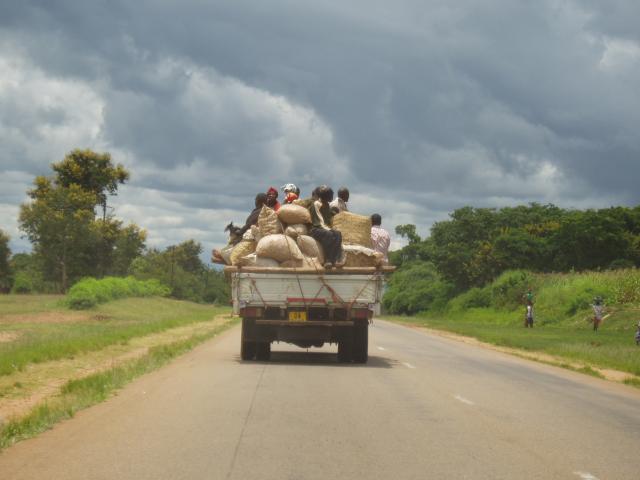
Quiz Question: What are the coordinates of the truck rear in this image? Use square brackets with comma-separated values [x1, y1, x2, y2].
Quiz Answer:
[226, 266, 392, 363]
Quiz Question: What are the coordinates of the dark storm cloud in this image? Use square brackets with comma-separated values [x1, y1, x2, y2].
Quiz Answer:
[1, 0, 639, 255]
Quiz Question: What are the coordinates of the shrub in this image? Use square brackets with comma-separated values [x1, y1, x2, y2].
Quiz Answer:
[448, 287, 492, 311]
[67, 276, 170, 309]
[490, 270, 535, 309]
[11, 271, 34, 294]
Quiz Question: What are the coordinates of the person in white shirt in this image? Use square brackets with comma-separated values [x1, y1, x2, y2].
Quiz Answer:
[370, 213, 391, 264]
[330, 187, 349, 213]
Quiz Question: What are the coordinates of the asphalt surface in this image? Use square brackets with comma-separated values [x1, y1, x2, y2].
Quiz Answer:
[1, 320, 639, 480]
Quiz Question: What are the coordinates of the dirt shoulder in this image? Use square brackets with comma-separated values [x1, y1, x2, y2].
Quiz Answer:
[394, 320, 637, 385]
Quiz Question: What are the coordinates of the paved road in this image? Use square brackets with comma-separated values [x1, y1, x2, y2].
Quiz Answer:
[1, 320, 639, 479]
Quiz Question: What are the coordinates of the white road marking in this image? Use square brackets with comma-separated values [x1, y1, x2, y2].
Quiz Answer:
[402, 362, 416, 369]
[453, 394, 475, 406]
[377, 346, 386, 351]
[573, 472, 600, 480]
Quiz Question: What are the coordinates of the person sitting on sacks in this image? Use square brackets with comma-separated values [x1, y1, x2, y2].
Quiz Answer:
[281, 183, 299, 204]
[371, 213, 391, 264]
[212, 193, 267, 263]
[238, 192, 267, 236]
[330, 186, 349, 213]
[309, 185, 344, 269]
[265, 187, 281, 211]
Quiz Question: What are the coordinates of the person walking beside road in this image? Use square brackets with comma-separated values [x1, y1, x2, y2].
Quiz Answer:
[330, 187, 349, 213]
[370, 213, 391, 264]
[592, 297, 605, 332]
[309, 186, 344, 269]
[524, 301, 534, 328]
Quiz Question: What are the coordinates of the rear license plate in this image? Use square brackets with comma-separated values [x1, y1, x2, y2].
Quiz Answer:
[288, 311, 307, 322]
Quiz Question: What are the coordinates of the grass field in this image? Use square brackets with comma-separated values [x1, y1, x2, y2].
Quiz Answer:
[0, 295, 230, 376]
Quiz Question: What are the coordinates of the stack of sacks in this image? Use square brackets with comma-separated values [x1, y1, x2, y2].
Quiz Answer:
[331, 211, 381, 267]
[234, 204, 324, 269]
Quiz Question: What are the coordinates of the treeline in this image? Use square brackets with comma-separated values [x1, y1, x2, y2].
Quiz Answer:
[385, 204, 640, 314]
[0, 149, 228, 304]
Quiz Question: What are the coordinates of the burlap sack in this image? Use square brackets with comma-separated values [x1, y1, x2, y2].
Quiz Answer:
[230, 240, 257, 266]
[285, 224, 308, 239]
[297, 235, 325, 264]
[258, 206, 283, 236]
[342, 244, 383, 267]
[277, 204, 311, 225]
[236, 253, 280, 267]
[256, 234, 304, 263]
[218, 244, 235, 265]
[280, 258, 304, 268]
[280, 256, 323, 269]
[293, 197, 314, 209]
[332, 211, 372, 248]
[250, 225, 262, 243]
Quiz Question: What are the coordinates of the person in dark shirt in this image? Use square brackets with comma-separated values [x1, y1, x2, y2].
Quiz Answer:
[309, 186, 343, 268]
[238, 193, 267, 236]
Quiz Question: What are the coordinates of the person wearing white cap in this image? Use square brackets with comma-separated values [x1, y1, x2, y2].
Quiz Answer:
[281, 183, 299, 204]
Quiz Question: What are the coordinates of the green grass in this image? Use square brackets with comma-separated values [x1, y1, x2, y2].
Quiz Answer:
[388, 313, 640, 376]
[0, 295, 66, 315]
[66, 276, 170, 309]
[0, 318, 238, 450]
[0, 296, 231, 376]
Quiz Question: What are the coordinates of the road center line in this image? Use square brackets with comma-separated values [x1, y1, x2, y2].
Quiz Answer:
[573, 472, 600, 480]
[377, 346, 386, 351]
[402, 362, 416, 369]
[453, 394, 474, 406]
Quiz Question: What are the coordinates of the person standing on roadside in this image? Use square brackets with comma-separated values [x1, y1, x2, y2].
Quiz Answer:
[370, 213, 391, 264]
[592, 297, 605, 332]
[635, 321, 640, 346]
[524, 301, 534, 328]
[330, 187, 349, 213]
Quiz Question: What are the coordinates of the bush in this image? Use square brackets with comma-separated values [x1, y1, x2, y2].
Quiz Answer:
[448, 287, 492, 311]
[490, 270, 535, 309]
[67, 276, 170, 309]
[383, 262, 454, 315]
[11, 271, 34, 293]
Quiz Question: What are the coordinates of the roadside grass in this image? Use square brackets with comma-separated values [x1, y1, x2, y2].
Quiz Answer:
[0, 318, 238, 450]
[388, 313, 640, 377]
[0, 295, 66, 315]
[0, 296, 230, 376]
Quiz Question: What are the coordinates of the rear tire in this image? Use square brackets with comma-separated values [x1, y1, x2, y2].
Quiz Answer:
[255, 342, 271, 361]
[337, 329, 353, 363]
[352, 321, 368, 363]
[241, 318, 256, 360]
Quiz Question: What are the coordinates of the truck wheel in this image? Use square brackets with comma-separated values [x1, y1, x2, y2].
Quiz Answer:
[256, 342, 271, 361]
[241, 318, 256, 360]
[352, 321, 368, 363]
[337, 330, 353, 363]
[241, 340, 256, 360]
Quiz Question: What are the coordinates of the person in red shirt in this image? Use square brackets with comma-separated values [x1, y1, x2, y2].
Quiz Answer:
[281, 183, 299, 204]
[266, 186, 281, 211]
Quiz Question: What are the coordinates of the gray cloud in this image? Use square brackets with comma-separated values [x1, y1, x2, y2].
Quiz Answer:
[1, 0, 639, 259]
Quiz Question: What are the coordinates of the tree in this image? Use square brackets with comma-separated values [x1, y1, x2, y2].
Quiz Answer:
[0, 229, 11, 292]
[19, 181, 96, 291]
[52, 149, 129, 219]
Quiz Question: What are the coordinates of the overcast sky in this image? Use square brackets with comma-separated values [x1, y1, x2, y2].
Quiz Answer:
[1, 1, 639, 261]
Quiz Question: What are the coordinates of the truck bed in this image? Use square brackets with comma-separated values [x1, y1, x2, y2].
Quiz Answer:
[225, 265, 393, 314]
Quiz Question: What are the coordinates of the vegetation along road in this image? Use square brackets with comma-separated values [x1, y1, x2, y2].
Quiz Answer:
[0, 319, 638, 480]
